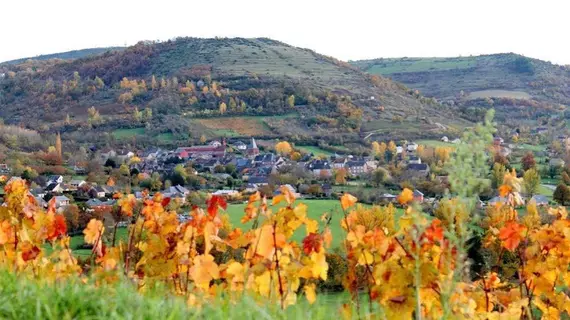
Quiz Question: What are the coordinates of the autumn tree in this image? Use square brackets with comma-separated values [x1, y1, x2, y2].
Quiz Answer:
[562, 171, 570, 185]
[491, 163, 507, 189]
[553, 183, 570, 205]
[370, 168, 388, 187]
[143, 107, 152, 122]
[219, 102, 227, 115]
[151, 75, 158, 90]
[334, 168, 348, 185]
[200, 135, 207, 144]
[371, 141, 380, 156]
[87, 106, 102, 127]
[287, 95, 295, 108]
[387, 141, 397, 162]
[133, 107, 143, 122]
[275, 141, 293, 156]
[118, 92, 134, 104]
[523, 168, 540, 197]
[55, 132, 62, 159]
[521, 152, 536, 171]
[94, 76, 104, 89]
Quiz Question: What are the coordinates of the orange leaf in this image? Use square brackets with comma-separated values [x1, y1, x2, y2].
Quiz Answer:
[340, 193, 357, 210]
[207, 195, 227, 218]
[498, 221, 526, 251]
[398, 188, 414, 205]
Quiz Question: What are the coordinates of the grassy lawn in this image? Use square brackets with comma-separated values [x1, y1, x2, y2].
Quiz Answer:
[416, 139, 453, 148]
[112, 128, 145, 139]
[157, 132, 175, 141]
[366, 57, 476, 75]
[296, 145, 334, 157]
[518, 143, 545, 152]
[224, 199, 403, 248]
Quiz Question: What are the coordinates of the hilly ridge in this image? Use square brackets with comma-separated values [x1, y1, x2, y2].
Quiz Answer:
[0, 37, 466, 151]
[352, 54, 570, 124]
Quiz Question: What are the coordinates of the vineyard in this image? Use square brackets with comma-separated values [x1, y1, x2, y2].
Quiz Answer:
[0, 115, 569, 319]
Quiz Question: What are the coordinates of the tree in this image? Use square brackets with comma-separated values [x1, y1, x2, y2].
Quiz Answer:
[229, 97, 237, 111]
[94, 76, 105, 89]
[553, 184, 570, 206]
[55, 132, 62, 159]
[387, 141, 397, 162]
[133, 107, 143, 122]
[275, 141, 293, 156]
[334, 168, 348, 185]
[149, 172, 162, 191]
[118, 92, 134, 104]
[151, 75, 158, 90]
[63, 205, 80, 232]
[219, 102, 227, 115]
[87, 106, 102, 126]
[523, 168, 540, 197]
[491, 163, 507, 189]
[287, 95, 295, 108]
[143, 108, 152, 122]
[562, 171, 570, 185]
[521, 152, 536, 171]
[370, 168, 388, 187]
[371, 141, 380, 156]
[200, 135, 207, 144]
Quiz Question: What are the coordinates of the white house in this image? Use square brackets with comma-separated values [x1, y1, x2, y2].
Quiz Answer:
[69, 180, 86, 188]
[53, 195, 70, 209]
[212, 189, 239, 197]
[407, 143, 418, 152]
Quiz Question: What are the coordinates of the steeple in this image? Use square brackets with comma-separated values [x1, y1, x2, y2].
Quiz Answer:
[250, 137, 257, 150]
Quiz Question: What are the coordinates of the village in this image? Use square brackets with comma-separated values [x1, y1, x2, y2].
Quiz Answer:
[1, 131, 566, 223]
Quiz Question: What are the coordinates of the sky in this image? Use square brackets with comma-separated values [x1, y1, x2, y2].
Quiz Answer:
[2, 0, 569, 64]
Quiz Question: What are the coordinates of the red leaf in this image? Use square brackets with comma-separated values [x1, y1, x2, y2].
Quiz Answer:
[302, 233, 322, 255]
[161, 197, 171, 207]
[22, 245, 40, 262]
[48, 214, 68, 241]
[207, 195, 227, 217]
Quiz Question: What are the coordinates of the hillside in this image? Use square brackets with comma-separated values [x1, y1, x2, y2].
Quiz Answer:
[352, 54, 570, 123]
[0, 47, 125, 65]
[0, 38, 467, 151]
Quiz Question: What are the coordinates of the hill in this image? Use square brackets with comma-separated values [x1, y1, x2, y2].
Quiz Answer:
[0, 38, 467, 151]
[0, 47, 125, 65]
[352, 54, 570, 124]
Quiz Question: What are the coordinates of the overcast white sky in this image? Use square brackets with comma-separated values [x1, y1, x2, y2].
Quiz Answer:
[2, 0, 569, 64]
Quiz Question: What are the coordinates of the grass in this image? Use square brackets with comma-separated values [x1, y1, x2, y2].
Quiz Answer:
[0, 269, 360, 320]
[296, 145, 334, 156]
[466, 90, 531, 100]
[366, 57, 476, 75]
[111, 127, 145, 139]
[47, 228, 130, 258]
[157, 132, 175, 141]
[224, 199, 403, 248]
[416, 139, 453, 148]
[195, 117, 273, 136]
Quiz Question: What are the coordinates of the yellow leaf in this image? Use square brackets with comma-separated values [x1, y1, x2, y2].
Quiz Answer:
[305, 218, 318, 234]
[357, 250, 373, 266]
[272, 195, 285, 206]
[304, 283, 317, 304]
[83, 219, 104, 244]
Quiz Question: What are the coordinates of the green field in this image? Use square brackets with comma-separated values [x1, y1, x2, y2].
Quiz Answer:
[157, 132, 175, 141]
[296, 145, 334, 156]
[111, 128, 145, 139]
[366, 57, 476, 75]
[224, 199, 403, 248]
[416, 139, 453, 148]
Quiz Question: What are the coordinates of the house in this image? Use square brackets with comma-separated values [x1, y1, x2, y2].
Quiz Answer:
[236, 158, 254, 173]
[451, 138, 461, 144]
[0, 164, 10, 174]
[247, 176, 269, 187]
[408, 156, 421, 165]
[175, 144, 226, 159]
[441, 136, 449, 143]
[331, 157, 347, 169]
[530, 195, 549, 206]
[322, 184, 333, 197]
[73, 165, 86, 174]
[407, 143, 418, 152]
[194, 158, 220, 173]
[493, 136, 504, 146]
[47, 175, 64, 185]
[45, 183, 63, 194]
[246, 138, 260, 157]
[212, 189, 240, 197]
[69, 180, 86, 189]
[489, 196, 508, 206]
[138, 147, 162, 161]
[90, 186, 107, 199]
[345, 160, 368, 176]
[413, 190, 424, 203]
[30, 187, 46, 199]
[166, 185, 190, 197]
[116, 149, 135, 163]
[306, 160, 332, 177]
[379, 193, 398, 203]
[209, 140, 222, 147]
[549, 158, 565, 168]
[405, 163, 430, 178]
[99, 148, 117, 163]
[396, 146, 403, 154]
[53, 195, 70, 209]
[253, 153, 276, 165]
[233, 141, 247, 151]
[34, 197, 48, 208]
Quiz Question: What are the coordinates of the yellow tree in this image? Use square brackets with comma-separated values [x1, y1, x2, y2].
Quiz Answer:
[151, 75, 158, 90]
[200, 135, 207, 144]
[371, 141, 380, 155]
[334, 168, 348, 185]
[287, 95, 295, 108]
[275, 141, 293, 156]
[55, 132, 62, 159]
[387, 141, 397, 162]
[219, 102, 227, 115]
